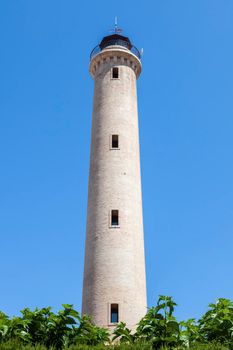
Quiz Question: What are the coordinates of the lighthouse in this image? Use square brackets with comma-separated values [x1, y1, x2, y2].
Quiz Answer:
[82, 28, 147, 331]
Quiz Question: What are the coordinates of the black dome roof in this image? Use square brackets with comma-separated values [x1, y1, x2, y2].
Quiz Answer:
[99, 34, 132, 51]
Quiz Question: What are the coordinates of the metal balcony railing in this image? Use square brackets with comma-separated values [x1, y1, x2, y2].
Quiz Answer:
[90, 42, 141, 61]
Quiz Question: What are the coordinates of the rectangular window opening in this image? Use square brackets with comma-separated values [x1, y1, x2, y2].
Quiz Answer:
[111, 210, 119, 226]
[111, 304, 119, 323]
[112, 67, 119, 79]
[112, 135, 119, 148]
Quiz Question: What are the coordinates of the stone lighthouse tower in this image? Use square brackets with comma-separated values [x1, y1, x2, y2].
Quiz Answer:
[82, 29, 147, 331]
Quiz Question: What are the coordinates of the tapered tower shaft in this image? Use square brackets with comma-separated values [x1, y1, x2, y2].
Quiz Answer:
[82, 33, 147, 331]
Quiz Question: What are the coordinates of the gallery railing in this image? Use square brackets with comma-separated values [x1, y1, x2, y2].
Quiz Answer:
[90, 43, 141, 61]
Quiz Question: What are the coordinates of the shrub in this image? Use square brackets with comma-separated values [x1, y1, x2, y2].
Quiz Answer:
[0, 296, 232, 350]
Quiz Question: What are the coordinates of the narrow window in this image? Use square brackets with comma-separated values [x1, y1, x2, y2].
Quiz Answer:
[111, 210, 119, 226]
[112, 67, 119, 79]
[111, 304, 119, 323]
[112, 135, 119, 148]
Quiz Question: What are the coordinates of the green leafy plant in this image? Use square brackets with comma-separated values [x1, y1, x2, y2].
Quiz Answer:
[68, 314, 109, 346]
[0, 296, 232, 349]
[180, 318, 202, 347]
[0, 312, 9, 343]
[198, 298, 233, 349]
[136, 295, 181, 349]
[0, 305, 109, 349]
[112, 322, 135, 343]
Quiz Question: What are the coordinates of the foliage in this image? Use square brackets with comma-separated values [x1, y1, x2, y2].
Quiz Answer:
[0, 340, 49, 350]
[0, 305, 109, 349]
[0, 296, 232, 349]
[135, 295, 181, 349]
[67, 314, 109, 346]
[198, 298, 233, 349]
[112, 296, 233, 349]
[112, 322, 135, 343]
[0, 312, 10, 343]
[189, 344, 228, 350]
[0, 339, 230, 349]
[180, 318, 202, 347]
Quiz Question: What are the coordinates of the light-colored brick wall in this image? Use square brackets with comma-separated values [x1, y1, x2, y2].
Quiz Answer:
[82, 46, 147, 331]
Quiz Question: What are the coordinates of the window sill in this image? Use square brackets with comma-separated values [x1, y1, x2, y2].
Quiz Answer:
[109, 225, 120, 229]
[109, 147, 120, 150]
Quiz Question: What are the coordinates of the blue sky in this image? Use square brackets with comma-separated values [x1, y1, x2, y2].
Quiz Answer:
[0, 0, 233, 322]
